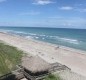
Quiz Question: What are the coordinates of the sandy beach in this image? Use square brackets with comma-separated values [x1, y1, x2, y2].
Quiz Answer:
[0, 32, 86, 78]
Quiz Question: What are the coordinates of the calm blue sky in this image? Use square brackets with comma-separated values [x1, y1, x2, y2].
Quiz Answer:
[0, 0, 86, 28]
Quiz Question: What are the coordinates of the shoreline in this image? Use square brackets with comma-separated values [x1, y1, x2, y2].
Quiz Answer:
[27, 38, 86, 55]
[6, 32, 86, 54]
[1, 31, 86, 53]
[0, 32, 86, 77]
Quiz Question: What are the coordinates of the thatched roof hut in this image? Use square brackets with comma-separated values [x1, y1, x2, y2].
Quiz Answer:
[21, 56, 51, 75]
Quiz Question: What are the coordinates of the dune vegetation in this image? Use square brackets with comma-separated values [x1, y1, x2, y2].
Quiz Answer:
[0, 42, 24, 76]
[44, 74, 61, 80]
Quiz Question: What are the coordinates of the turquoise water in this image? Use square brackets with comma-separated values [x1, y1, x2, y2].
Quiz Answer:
[0, 27, 86, 51]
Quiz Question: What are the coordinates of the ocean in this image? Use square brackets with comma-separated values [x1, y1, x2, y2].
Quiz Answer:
[0, 27, 86, 51]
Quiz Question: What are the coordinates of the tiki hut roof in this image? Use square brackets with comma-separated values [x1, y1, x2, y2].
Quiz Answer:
[22, 56, 51, 73]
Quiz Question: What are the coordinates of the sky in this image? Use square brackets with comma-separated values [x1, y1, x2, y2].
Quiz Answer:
[0, 0, 86, 28]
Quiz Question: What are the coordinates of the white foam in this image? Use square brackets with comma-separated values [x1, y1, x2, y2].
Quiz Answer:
[0, 29, 14, 33]
[35, 37, 39, 39]
[49, 36, 80, 44]
[25, 36, 33, 39]
[0, 29, 28, 35]
[0, 29, 80, 45]
[28, 33, 37, 36]
[59, 37, 79, 44]
[39, 34, 46, 37]
[14, 31, 27, 34]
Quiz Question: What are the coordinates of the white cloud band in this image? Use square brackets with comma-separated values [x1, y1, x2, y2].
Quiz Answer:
[59, 6, 73, 10]
[33, 0, 54, 5]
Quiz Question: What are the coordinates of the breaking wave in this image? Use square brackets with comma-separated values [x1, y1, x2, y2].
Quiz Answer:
[0, 29, 81, 45]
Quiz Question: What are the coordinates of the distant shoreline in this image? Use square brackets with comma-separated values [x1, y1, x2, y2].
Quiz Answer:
[0, 32, 86, 77]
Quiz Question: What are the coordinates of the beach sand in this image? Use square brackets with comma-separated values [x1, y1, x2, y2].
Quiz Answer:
[0, 32, 86, 78]
[56, 70, 86, 80]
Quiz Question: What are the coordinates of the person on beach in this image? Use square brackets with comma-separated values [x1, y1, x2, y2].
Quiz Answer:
[55, 46, 59, 50]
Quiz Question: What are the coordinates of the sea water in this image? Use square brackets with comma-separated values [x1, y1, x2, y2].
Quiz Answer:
[0, 27, 86, 51]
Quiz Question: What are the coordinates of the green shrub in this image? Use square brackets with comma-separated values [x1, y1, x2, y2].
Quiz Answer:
[44, 74, 61, 80]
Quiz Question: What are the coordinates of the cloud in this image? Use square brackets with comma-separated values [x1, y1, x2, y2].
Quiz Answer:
[48, 16, 64, 19]
[32, 0, 54, 5]
[82, 9, 86, 12]
[59, 6, 86, 13]
[77, 8, 86, 12]
[46, 16, 86, 27]
[0, 0, 6, 2]
[59, 6, 73, 10]
[59, 5, 86, 13]
[19, 11, 40, 16]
